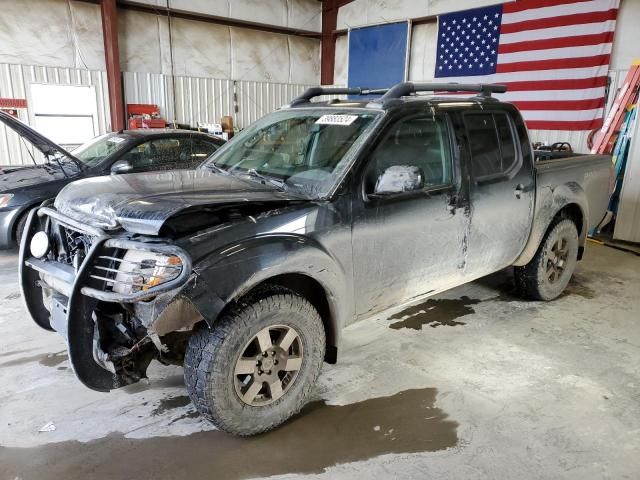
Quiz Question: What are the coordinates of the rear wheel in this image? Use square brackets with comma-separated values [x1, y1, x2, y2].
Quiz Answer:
[515, 218, 579, 301]
[184, 287, 325, 436]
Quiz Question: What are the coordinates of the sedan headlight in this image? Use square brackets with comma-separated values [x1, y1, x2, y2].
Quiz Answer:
[0, 194, 14, 208]
[109, 250, 183, 295]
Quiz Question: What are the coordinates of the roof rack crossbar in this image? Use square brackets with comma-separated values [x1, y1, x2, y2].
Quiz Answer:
[373, 82, 507, 104]
[288, 87, 389, 107]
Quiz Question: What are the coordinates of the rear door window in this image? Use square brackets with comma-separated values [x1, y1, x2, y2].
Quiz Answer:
[464, 113, 518, 179]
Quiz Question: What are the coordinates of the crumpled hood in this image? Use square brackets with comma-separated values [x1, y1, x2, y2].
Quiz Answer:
[54, 169, 302, 235]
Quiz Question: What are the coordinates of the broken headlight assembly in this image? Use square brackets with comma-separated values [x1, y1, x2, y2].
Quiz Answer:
[105, 250, 184, 295]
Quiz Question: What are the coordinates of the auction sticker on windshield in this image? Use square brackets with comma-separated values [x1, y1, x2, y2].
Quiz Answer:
[107, 136, 126, 144]
[316, 115, 358, 126]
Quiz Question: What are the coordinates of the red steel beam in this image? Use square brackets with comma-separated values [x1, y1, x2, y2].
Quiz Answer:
[321, 0, 354, 85]
[100, 0, 125, 132]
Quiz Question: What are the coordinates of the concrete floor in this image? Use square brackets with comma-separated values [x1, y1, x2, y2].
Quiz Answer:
[1, 243, 639, 480]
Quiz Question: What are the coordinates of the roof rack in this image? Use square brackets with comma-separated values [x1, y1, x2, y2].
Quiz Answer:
[374, 82, 507, 104]
[287, 87, 389, 107]
[285, 82, 507, 108]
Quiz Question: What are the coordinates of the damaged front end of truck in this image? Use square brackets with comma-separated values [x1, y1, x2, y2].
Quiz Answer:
[18, 155, 325, 390]
[18, 204, 221, 391]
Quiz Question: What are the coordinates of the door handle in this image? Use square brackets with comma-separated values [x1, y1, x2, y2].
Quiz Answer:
[514, 184, 525, 199]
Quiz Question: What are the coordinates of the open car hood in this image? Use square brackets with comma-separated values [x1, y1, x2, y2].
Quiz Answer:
[0, 110, 78, 160]
[54, 169, 304, 235]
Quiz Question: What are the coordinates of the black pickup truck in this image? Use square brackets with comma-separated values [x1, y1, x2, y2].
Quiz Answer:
[19, 82, 611, 436]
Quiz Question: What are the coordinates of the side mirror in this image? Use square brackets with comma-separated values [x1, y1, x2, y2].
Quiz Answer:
[374, 165, 424, 196]
[110, 159, 133, 175]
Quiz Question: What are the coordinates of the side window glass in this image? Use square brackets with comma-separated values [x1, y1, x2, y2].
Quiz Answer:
[465, 113, 518, 179]
[182, 140, 219, 168]
[120, 140, 155, 171]
[365, 116, 453, 194]
[465, 114, 501, 177]
[494, 113, 516, 169]
[121, 139, 184, 171]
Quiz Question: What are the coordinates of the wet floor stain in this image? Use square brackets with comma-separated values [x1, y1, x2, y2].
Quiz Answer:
[168, 409, 201, 425]
[38, 351, 67, 368]
[0, 353, 48, 368]
[0, 351, 67, 368]
[0, 388, 457, 480]
[151, 395, 191, 416]
[388, 296, 481, 330]
[122, 374, 185, 394]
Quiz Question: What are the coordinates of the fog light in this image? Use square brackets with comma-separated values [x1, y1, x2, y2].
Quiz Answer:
[30, 231, 50, 258]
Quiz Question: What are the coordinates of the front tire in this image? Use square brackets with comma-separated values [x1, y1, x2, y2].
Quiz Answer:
[515, 218, 579, 301]
[184, 287, 325, 436]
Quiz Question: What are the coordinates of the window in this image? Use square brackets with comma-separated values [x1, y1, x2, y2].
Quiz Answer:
[364, 116, 453, 193]
[121, 137, 217, 172]
[465, 113, 517, 179]
[207, 109, 381, 198]
[72, 133, 131, 167]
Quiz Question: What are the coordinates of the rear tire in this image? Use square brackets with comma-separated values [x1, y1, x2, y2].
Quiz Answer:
[184, 287, 325, 436]
[514, 218, 579, 301]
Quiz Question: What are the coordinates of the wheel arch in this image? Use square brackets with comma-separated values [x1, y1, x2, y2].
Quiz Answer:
[187, 234, 350, 364]
[239, 273, 339, 364]
[513, 182, 588, 267]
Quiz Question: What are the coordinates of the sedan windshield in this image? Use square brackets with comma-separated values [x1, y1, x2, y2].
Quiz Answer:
[204, 109, 381, 198]
[71, 133, 131, 167]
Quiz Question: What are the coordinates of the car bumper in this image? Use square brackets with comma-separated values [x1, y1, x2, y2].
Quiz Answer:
[19, 206, 201, 391]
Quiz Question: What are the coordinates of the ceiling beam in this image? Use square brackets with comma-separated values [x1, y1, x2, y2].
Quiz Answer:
[80, 0, 321, 38]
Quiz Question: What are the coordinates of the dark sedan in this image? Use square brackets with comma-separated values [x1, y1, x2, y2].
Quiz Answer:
[0, 111, 225, 248]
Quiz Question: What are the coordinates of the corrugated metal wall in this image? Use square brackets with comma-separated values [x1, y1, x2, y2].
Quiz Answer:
[123, 72, 311, 130]
[0, 62, 109, 166]
[2, 64, 312, 166]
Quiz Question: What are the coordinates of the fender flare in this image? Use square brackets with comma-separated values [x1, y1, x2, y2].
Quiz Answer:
[512, 182, 589, 267]
[186, 233, 351, 354]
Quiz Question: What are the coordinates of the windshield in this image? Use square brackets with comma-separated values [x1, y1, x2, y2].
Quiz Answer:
[71, 133, 131, 167]
[203, 109, 381, 198]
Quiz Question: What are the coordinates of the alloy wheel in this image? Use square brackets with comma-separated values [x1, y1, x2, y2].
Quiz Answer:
[233, 325, 304, 406]
[546, 236, 570, 284]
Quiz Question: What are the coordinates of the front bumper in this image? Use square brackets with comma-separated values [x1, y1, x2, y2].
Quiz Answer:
[19, 206, 194, 391]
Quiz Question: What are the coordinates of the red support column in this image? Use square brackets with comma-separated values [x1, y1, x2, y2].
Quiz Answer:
[100, 0, 125, 132]
[321, 0, 353, 85]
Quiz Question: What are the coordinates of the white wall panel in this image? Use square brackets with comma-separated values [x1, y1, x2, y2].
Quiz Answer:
[123, 72, 310, 130]
[408, 21, 438, 82]
[118, 10, 320, 84]
[334, 35, 349, 87]
[614, 104, 640, 242]
[0, 63, 109, 166]
[133, 0, 321, 32]
[337, 0, 512, 30]
[0, 0, 104, 70]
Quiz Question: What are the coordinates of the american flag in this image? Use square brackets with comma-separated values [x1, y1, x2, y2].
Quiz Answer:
[434, 0, 620, 131]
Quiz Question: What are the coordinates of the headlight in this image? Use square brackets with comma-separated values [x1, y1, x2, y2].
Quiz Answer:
[110, 250, 183, 295]
[0, 194, 14, 208]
